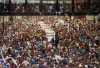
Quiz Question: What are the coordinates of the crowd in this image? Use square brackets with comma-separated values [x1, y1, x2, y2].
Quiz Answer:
[0, 3, 64, 15]
[0, 16, 100, 68]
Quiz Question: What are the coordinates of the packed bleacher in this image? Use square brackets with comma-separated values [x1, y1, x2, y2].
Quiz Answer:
[0, 1, 64, 15]
[0, 16, 100, 68]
